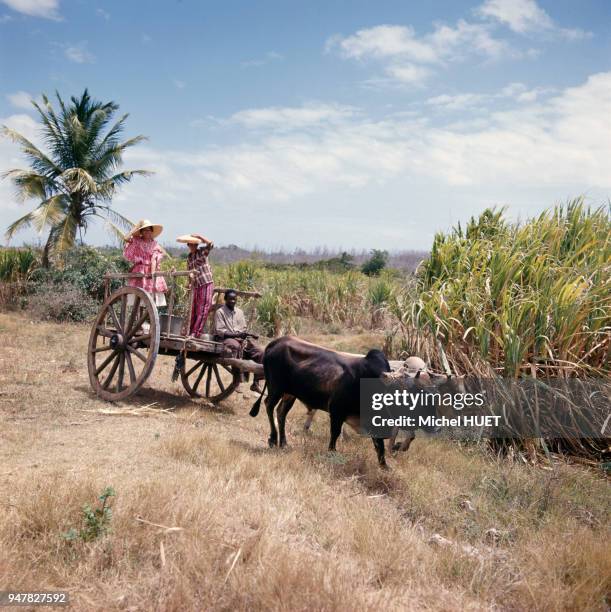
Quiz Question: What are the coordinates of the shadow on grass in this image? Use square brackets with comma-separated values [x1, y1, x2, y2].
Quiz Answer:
[75, 384, 236, 415]
[228, 438, 278, 456]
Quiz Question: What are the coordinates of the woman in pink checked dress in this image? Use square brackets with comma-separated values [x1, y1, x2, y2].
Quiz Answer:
[123, 219, 168, 306]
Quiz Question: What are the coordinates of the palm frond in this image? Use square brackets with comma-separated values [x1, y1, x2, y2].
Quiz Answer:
[59, 167, 98, 193]
[95, 207, 134, 230]
[32, 99, 70, 163]
[48, 213, 78, 258]
[92, 214, 130, 244]
[1, 126, 63, 176]
[1, 169, 54, 201]
[5, 211, 36, 241]
[30, 195, 68, 233]
[94, 113, 128, 152]
[118, 135, 148, 150]
[96, 170, 152, 199]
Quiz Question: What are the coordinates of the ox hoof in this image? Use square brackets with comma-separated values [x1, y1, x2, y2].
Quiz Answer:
[268, 437, 278, 448]
[391, 443, 402, 452]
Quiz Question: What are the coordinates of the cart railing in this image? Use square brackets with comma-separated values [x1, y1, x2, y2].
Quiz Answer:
[103, 272, 261, 338]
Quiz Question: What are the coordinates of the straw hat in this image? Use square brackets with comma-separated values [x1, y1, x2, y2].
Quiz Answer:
[176, 234, 203, 244]
[126, 219, 163, 240]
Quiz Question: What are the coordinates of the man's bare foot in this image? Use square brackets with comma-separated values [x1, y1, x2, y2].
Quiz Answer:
[250, 382, 263, 393]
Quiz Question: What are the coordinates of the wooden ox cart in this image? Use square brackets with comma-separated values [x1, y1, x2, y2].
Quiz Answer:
[87, 271, 264, 402]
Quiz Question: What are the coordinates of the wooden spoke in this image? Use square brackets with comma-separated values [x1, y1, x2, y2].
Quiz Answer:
[116, 353, 126, 393]
[186, 359, 205, 377]
[96, 325, 114, 338]
[180, 359, 240, 401]
[125, 351, 136, 384]
[126, 311, 149, 340]
[119, 293, 127, 330]
[193, 363, 208, 393]
[88, 286, 159, 401]
[95, 350, 119, 376]
[108, 303, 122, 332]
[124, 295, 141, 336]
[127, 344, 147, 362]
[102, 355, 120, 389]
[128, 334, 151, 344]
[213, 364, 226, 392]
[205, 366, 212, 397]
[93, 345, 113, 353]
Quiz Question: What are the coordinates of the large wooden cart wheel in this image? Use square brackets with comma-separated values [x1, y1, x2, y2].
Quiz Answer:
[87, 287, 160, 401]
[180, 359, 240, 402]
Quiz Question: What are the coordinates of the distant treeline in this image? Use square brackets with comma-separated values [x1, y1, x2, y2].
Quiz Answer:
[13, 242, 427, 271]
[160, 245, 427, 271]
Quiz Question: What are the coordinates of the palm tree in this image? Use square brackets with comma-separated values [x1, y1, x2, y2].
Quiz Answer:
[2, 89, 150, 266]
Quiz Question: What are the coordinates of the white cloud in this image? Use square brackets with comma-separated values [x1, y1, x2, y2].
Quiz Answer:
[429, 19, 509, 59]
[6, 91, 39, 110]
[121, 72, 611, 205]
[559, 27, 592, 42]
[173, 79, 186, 89]
[95, 7, 109, 20]
[64, 42, 95, 63]
[477, 0, 592, 39]
[332, 20, 508, 64]
[226, 103, 359, 131]
[385, 63, 431, 85]
[500, 82, 555, 102]
[241, 51, 283, 68]
[1, 0, 60, 20]
[477, 0, 552, 32]
[426, 82, 556, 110]
[331, 4, 591, 88]
[328, 20, 513, 86]
[427, 93, 489, 110]
[333, 25, 439, 63]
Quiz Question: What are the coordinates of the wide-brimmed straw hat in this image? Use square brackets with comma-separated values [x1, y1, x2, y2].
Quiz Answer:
[176, 234, 203, 244]
[126, 219, 163, 240]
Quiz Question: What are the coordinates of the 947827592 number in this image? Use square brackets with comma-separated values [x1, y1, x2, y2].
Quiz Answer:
[0, 591, 69, 606]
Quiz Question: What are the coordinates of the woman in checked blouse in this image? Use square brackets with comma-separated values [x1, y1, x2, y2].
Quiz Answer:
[177, 233, 215, 337]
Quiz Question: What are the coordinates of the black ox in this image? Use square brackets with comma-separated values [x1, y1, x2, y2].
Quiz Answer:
[249, 335, 392, 466]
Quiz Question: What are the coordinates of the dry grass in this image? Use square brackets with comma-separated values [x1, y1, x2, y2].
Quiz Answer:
[0, 312, 609, 611]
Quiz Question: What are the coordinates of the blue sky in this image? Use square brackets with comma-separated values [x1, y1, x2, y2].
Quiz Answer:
[1, 0, 610, 250]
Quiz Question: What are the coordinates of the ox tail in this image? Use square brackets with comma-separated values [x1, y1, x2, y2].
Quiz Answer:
[249, 382, 267, 417]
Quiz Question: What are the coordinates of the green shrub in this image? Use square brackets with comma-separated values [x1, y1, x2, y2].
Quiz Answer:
[63, 487, 115, 543]
[0, 248, 38, 283]
[28, 281, 99, 322]
[361, 249, 388, 276]
[256, 290, 288, 336]
[0, 248, 40, 307]
[31, 246, 129, 301]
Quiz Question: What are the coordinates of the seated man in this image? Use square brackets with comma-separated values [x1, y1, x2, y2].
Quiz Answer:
[214, 289, 264, 392]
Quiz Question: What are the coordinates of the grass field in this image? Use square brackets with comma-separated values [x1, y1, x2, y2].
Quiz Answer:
[1, 312, 609, 611]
